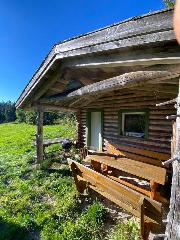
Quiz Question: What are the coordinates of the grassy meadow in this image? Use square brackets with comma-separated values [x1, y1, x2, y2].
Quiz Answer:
[0, 122, 139, 240]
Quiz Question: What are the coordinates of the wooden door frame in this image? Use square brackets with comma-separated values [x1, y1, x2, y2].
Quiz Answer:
[86, 109, 103, 151]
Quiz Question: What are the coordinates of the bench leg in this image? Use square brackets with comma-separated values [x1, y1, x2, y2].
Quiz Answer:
[150, 181, 158, 200]
[70, 162, 87, 194]
[140, 198, 151, 240]
[140, 197, 145, 239]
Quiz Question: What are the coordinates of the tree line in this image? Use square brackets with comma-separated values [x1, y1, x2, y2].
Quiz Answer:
[0, 101, 72, 125]
[0, 101, 16, 123]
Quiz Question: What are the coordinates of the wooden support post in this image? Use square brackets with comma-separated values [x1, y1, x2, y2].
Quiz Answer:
[36, 109, 44, 163]
[171, 121, 176, 158]
[166, 77, 180, 240]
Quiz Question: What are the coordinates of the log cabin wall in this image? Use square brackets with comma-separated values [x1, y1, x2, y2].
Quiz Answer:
[77, 89, 176, 155]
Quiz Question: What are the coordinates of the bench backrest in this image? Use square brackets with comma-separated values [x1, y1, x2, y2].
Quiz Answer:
[106, 142, 170, 167]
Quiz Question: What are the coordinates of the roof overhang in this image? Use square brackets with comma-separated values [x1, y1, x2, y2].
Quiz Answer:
[16, 8, 178, 110]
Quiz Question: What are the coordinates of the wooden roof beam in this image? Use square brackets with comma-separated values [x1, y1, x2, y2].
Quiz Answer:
[32, 103, 77, 113]
[66, 57, 180, 69]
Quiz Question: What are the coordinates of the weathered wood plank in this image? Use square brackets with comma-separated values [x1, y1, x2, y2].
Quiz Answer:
[56, 9, 174, 53]
[59, 30, 175, 60]
[106, 142, 170, 161]
[88, 154, 166, 184]
[104, 137, 171, 154]
[105, 174, 151, 197]
[106, 143, 165, 166]
[68, 56, 180, 69]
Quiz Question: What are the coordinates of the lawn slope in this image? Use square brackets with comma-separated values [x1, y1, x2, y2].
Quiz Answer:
[0, 123, 139, 240]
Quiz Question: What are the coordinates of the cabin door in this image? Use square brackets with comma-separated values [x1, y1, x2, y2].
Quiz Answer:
[87, 110, 103, 151]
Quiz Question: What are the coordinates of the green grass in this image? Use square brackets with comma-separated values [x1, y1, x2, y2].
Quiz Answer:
[108, 220, 140, 240]
[0, 122, 139, 240]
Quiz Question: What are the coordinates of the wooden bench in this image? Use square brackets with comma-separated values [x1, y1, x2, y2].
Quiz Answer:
[87, 153, 167, 202]
[68, 159, 164, 240]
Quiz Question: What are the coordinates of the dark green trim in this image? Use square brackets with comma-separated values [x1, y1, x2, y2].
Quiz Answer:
[86, 109, 103, 150]
[118, 108, 149, 139]
[86, 111, 91, 148]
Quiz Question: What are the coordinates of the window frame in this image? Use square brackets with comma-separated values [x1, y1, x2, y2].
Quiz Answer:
[118, 109, 149, 139]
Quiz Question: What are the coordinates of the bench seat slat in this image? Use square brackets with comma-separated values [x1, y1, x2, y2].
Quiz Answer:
[87, 155, 166, 185]
[105, 174, 151, 197]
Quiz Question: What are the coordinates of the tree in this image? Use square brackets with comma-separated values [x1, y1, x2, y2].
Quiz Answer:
[164, 0, 175, 7]
[24, 111, 37, 124]
[43, 112, 59, 125]
[16, 109, 62, 125]
[0, 111, 5, 123]
[4, 102, 16, 122]
[16, 109, 26, 123]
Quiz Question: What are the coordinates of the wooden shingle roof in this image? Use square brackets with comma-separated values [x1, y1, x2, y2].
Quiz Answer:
[16, 8, 177, 109]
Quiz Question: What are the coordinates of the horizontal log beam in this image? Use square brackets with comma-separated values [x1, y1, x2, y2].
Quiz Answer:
[66, 57, 180, 69]
[39, 71, 179, 107]
[32, 103, 77, 112]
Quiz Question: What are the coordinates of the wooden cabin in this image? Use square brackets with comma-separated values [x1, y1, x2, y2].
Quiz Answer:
[16, 9, 180, 239]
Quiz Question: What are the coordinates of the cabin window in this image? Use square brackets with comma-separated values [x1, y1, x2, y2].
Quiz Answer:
[119, 109, 149, 138]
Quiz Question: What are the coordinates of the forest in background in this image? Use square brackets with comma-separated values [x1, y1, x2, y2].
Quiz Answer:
[0, 101, 16, 123]
[0, 101, 74, 125]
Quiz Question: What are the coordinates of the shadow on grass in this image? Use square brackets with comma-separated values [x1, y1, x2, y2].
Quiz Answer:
[47, 165, 71, 177]
[0, 217, 28, 240]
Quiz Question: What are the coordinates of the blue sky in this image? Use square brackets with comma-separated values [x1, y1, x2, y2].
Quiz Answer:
[0, 0, 165, 102]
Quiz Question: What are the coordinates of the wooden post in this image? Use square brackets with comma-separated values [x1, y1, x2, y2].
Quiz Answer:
[150, 180, 158, 200]
[139, 197, 146, 240]
[166, 78, 180, 240]
[36, 109, 44, 163]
